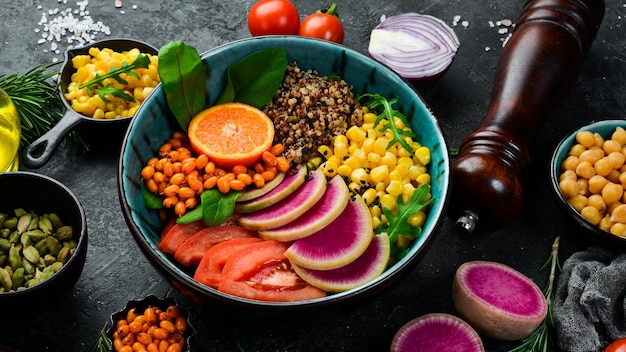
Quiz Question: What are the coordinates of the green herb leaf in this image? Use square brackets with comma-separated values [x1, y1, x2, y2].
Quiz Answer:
[201, 189, 241, 227]
[378, 184, 434, 259]
[142, 185, 164, 210]
[216, 48, 288, 108]
[358, 93, 416, 156]
[89, 323, 111, 352]
[176, 205, 202, 225]
[158, 41, 206, 131]
[79, 54, 150, 103]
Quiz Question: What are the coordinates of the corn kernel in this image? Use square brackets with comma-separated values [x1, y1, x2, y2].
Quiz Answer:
[371, 216, 382, 230]
[363, 112, 377, 124]
[346, 125, 367, 142]
[362, 138, 375, 153]
[334, 142, 348, 160]
[408, 211, 427, 227]
[370, 205, 382, 218]
[370, 165, 389, 184]
[381, 151, 397, 167]
[388, 169, 403, 182]
[351, 168, 370, 185]
[416, 173, 431, 185]
[336, 164, 352, 177]
[362, 188, 378, 205]
[342, 156, 360, 171]
[415, 146, 431, 165]
[380, 193, 396, 211]
[373, 138, 389, 155]
[321, 160, 338, 177]
[386, 180, 403, 197]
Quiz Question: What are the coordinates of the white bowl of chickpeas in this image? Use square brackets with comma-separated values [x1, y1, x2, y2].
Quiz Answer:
[551, 119, 626, 249]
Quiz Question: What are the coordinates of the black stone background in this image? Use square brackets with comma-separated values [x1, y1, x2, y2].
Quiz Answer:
[0, 0, 625, 351]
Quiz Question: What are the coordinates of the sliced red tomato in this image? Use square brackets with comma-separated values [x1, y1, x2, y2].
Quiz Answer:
[606, 338, 626, 352]
[194, 237, 264, 288]
[299, 3, 344, 44]
[248, 0, 300, 36]
[218, 240, 326, 302]
[158, 219, 206, 254]
[174, 225, 257, 266]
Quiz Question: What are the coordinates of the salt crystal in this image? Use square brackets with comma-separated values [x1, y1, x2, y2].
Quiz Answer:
[51, 42, 57, 51]
[120, 10, 125, 14]
[498, 28, 508, 34]
[488, 20, 495, 27]
[501, 19, 513, 26]
[485, 47, 491, 51]
[37, 38, 47, 44]
[132, 4, 137, 9]
[461, 20, 469, 28]
[115, 0, 123, 8]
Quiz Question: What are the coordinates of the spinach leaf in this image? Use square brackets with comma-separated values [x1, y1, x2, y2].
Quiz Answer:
[142, 185, 164, 210]
[216, 47, 288, 108]
[201, 189, 241, 227]
[158, 41, 206, 131]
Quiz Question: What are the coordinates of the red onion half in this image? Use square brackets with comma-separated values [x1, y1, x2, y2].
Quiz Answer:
[368, 13, 460, 82]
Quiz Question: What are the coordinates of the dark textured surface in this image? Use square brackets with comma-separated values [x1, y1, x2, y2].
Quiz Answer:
[0, 0, 624, 351]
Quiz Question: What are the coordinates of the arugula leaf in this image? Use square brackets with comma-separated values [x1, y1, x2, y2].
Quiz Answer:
[216, 47, 288, 108]
[79, 54, 151, 102]
[158, 41, 206, 131]
[358, 93, 417, 156]
[378, 184, 434, 259]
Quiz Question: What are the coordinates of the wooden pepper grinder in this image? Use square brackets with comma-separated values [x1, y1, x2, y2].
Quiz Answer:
[450, 0, 605, 234]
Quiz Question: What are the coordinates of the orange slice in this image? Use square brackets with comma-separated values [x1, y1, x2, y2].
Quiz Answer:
[188, 102, 275, 168]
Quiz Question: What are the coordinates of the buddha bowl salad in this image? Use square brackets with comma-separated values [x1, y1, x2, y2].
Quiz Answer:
[138, 42, 434, 302]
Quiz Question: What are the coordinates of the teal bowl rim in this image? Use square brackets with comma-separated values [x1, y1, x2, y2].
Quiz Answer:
[118, 36, 451, 309]
[550, 119, 626, 249]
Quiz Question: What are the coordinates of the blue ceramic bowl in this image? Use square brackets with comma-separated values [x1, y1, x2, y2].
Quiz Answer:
[118, 36, 451, 309]
[550, 119, 626, 250]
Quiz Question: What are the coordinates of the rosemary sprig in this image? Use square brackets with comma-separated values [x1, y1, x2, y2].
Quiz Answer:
[508, 236, 561, 352]
[89, 323, 111, 352]
[357, 93, 416, 156]
[0, 62, 88, 151]
[79, 54, 150, 102]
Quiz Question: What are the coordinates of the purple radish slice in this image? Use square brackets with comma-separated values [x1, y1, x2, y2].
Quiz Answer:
[235, 166, 307, 214]
[452, 260, 548, 341]
[390, 313, 485, 352]
[284, 194, 373, 271]
[237, 168, 327, 231]
[259, 175, 350, 242]
[291, 233, 389, 293]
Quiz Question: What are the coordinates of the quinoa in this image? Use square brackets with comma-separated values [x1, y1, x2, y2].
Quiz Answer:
[263, 62, 364, 170]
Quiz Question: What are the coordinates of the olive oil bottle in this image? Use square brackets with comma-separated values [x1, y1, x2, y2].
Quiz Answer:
[0, 88, 20, 172]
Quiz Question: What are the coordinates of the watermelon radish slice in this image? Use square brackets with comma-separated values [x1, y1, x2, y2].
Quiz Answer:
[258, 175, 350, 241]
[291, 233, 389, 292]
[238, 168, 327, 231]
[237, 171, 286, 202]
[390, 313, 485, 352]
[284, 194, 373, 271]
[452, 260, 548, 341]
[235, 166, 307, 214]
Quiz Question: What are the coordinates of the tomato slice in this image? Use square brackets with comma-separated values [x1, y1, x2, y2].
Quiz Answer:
[158, 219, 206, 254]
[194, 237, 264, 288]
[174, 225, 257, 266]
[218, 240, 326, 302]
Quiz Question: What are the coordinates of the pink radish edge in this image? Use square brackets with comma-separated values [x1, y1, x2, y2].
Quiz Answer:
[390, 313, 484, 352]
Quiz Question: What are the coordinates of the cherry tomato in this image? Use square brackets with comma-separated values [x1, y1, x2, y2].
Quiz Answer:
[606, 338, 626, 352]
[299, 3, 344, 44]
[247, 0, 300, 36]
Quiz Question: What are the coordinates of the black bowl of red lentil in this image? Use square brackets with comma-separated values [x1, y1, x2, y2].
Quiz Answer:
[118, 36, 451, 309]
[550, 119, 626, 250]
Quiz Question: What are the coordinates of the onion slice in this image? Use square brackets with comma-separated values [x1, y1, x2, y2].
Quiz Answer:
[368, 13, 460, 81]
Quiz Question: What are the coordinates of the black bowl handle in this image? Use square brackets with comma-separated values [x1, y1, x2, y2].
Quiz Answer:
[21, 110, 83, 169]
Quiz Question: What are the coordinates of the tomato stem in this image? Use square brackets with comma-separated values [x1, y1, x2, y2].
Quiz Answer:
[320, 3, 340, 18]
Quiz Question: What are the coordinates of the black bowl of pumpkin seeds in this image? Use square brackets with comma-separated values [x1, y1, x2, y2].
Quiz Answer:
[0, 171, 87, 310]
